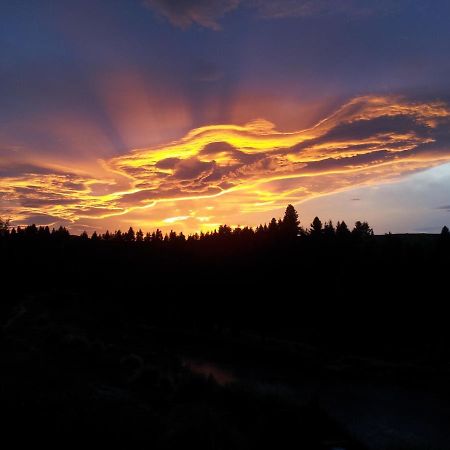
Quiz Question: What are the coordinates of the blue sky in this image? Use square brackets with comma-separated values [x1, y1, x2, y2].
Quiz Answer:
[1, 0, 450, 233]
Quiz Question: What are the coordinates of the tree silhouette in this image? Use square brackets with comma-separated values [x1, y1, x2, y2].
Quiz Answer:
[323, 220, 335, 238]
[352, 221, 374, 238]
[282, 204, 300, 238]
[52, 226, 69, 238]
[153, 229, 163, 242]
[218, 225, 232, 237]
[439, 226, 450, 246]
[336, 221, 351, 239]
[310, 217, 323, 237]
[268, 218, 278, 235]
[0, 217, 10, 237]
[125, 227, 136, 242]
[0, 206, 380, 256]
[38, 226, 50, 238]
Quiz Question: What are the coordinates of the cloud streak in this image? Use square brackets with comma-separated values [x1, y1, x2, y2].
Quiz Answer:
[145, 0, 241, 30]
[145, 0, 410, 29]
[2, 95, 450, 232]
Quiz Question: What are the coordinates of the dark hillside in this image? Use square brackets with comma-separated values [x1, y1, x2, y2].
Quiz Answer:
[1, 209, 449, 448]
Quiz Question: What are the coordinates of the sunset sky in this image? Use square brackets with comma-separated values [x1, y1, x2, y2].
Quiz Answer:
[2, 0, 450, 234]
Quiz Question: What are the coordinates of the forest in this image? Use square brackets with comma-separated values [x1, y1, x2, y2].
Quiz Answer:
[1, 204, 450, 339]
[1, 206, 449, 449]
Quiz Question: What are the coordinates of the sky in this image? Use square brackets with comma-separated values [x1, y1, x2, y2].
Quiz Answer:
[1, 0, 450, 234]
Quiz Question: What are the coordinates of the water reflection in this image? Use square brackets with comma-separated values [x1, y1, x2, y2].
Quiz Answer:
[183, 358, 235, 385]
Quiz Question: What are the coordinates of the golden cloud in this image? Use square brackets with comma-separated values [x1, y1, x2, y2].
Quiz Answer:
[2, 95, 450, 232]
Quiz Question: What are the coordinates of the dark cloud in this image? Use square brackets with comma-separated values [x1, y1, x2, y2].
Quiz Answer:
[172, 157, 216, 180]
[118, 189, 169, 205]
[201, 142, 237, 155]
[201, 141, 261, 164]
[70, 207, 123, 217]
[250, 0, 406, 19]
[309, 116, 432, 146]
[13, 213, 71, 227]
[437, 205, 450, 212]
[302, 150, 394, 173]
[155, 157, 181, 170]
[144, 0, 241, 30]
[144, 0, 410, 29]
[0, 163, 69, 178]
[19, 198, 77, 208]
[118, 183, 223, 206]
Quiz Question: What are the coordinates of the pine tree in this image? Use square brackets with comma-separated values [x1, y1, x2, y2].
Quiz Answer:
[310, 216, 323, 236]
[281, 204, 300, 238]
[336, 221, 351, 239]
[324, 220, 335, 238]
[125, 227, 135, 242]
[135, 229, 144, 242]
[352, 221, 373, 238]
[268, 218, 278, 234]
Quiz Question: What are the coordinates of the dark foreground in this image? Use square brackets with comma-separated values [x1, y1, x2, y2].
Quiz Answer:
[1, 221, 450, 449]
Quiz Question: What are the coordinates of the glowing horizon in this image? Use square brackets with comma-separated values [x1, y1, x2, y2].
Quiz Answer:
[2, 94, 450, 234]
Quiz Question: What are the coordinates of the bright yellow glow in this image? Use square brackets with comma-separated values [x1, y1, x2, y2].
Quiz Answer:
[2, 95, 450, 233]
[163, 216, 190, 224]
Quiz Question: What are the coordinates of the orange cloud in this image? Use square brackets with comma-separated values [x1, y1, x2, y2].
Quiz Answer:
[2, 95, 450, 233]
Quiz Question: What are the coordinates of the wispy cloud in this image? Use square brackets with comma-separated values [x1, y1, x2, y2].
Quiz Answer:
[144, 0, 241, 30]
[251, 0, 405, 19]
[144, 0, 410, 30]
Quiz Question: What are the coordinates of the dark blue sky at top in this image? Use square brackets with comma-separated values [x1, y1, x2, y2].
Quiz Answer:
[1, 0, 450, 156]
[2, 6, 449, 92]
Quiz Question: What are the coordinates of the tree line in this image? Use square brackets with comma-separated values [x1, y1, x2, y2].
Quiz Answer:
[1, 204, 449, 340]
[0, 205, 381, 244]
